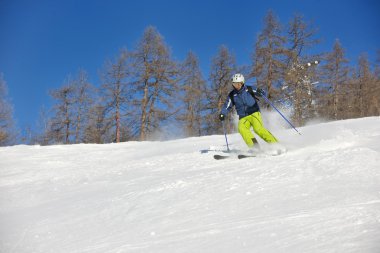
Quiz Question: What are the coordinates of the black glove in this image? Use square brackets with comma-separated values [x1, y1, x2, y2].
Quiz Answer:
[219, 114, 225, 121]
[256, 88, 265, 97]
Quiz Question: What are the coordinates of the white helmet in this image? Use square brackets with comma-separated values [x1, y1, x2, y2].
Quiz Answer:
[231, 73, 245, 84]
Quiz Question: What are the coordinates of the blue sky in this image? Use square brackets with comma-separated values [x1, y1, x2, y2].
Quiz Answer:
[1, 0, 379, 132]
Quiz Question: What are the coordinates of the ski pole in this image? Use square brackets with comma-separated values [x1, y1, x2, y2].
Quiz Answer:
[261, 94, 302, 135]
[222, 120, 231, 152]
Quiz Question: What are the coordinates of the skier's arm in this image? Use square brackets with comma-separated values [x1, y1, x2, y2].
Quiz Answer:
[220, 96, 233, 117]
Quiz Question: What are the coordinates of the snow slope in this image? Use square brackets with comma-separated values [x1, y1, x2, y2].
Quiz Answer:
[1, 117, 380, 253]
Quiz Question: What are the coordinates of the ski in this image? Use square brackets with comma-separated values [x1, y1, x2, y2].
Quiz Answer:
[238, 154, 256, 159]
[238, 149, 285, 158]
[213, 148, 286, 160]
[202, 149, 240, 154]
[213, 154, 231, 160]
[214, 154, 256, 160]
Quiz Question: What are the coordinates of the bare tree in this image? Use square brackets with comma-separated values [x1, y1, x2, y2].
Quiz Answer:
[251, 10, 287, 103]
[131, 26, 179, 140]
[205, 45, 237, 134]
[375, 50, 380, 78]
[72, 70, 94, 143]
[49, 80, 76, 144]
[178, 51, 207, 136]
[47, 70, 94, 144]
[283, 14, 320, 125]
[354, 53, 380, 117]
[0, 74, 17, 146]
[29, 106, 50, 145]
[321, 40, 350, 120]
[83, 103, 109, 144]
[100, 49, 131, 143]
[371, 50, 380, 115]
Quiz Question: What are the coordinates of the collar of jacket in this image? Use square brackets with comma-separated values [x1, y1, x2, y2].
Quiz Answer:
[234, 84, 246, 94]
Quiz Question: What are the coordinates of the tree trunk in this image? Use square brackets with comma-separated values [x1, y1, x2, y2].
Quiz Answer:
[140, 80, 149, 141]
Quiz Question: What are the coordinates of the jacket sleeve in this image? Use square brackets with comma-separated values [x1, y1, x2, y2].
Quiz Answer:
[220, 96, 233, 116]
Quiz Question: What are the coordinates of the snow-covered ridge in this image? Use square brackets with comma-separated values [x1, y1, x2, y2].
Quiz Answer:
[1, 117, 380, 252]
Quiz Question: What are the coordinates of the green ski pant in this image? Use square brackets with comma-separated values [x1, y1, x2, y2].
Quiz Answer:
[238, 112, 278, 147]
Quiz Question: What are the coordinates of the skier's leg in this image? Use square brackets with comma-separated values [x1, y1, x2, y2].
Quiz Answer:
[249, 112, 278, 143]
[238, 117, 256, 147]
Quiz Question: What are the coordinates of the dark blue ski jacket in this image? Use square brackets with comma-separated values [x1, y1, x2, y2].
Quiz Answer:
[220, 85, 260, 119]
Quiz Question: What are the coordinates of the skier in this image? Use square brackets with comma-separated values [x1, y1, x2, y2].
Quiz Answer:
[219, 73, 278, 151]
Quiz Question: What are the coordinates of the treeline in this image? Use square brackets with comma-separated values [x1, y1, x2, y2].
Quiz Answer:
[1, 11, 379, 146]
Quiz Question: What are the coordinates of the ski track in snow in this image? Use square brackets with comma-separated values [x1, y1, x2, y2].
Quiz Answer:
[1, 117, 380, 252]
